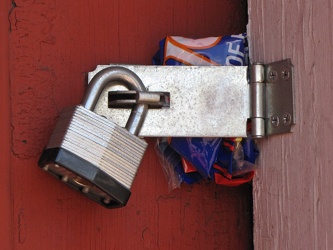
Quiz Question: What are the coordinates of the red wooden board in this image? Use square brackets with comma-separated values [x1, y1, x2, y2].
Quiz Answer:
[3, 0, 251, 248]
[0, 1, 13, 249]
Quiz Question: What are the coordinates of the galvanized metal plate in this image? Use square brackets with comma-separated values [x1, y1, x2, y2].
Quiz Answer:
[265, 59, 295, 136]
[88, 65, 249, 137]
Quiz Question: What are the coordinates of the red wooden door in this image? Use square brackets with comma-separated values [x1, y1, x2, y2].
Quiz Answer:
[1, 0, 251, 249]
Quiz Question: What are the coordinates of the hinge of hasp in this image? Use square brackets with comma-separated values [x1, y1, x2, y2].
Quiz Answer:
[250, 59, 295, 138]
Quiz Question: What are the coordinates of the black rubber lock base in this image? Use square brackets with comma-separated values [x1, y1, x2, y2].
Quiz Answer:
[38, 147, 131, 208]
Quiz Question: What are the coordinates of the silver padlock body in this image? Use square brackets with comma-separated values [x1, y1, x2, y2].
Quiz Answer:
[39, 105, 147, 208]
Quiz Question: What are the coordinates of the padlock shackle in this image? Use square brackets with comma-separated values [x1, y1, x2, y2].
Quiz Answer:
[81, 66, 148, 136]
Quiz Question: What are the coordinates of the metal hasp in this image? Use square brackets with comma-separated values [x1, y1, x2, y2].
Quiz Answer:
[90, 65, 250, 138]
[89, 59, 295, 138]
[250, 59, 295, 138]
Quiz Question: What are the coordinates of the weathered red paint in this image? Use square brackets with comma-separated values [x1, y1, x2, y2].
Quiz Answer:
[7, 0, 251, 249]
[0, 0, 13, 248]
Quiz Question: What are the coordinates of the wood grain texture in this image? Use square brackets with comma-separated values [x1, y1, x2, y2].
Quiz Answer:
[8, 0, 252, 249]
[249, 0, 333, 249]
[0, 0, 13, 248]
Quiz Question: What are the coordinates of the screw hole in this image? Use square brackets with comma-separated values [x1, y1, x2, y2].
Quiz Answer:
[268, 70, 278, 83]
[283, 112, 292, 125]
[271, 115, 280, 127]
[281, 68, 290, 80]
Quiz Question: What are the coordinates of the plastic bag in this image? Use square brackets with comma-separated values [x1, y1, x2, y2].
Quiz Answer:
[153, 34, 258, 189]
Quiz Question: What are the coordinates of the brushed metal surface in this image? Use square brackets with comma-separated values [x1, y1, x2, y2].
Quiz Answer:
[89, 65, 250, 137]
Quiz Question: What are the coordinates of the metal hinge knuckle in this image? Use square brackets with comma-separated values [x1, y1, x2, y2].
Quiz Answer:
[250, 59, 295, 138]
[250, 63, 265, 138]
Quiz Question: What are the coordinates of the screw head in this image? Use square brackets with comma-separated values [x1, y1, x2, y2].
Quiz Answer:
[271, 115, 280, 127]
[283, 112, 292, 125]
[281, 68, 290, 80]
[268, 70, 278, 82]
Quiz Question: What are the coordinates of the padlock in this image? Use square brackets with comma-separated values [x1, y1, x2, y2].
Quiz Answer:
[38, 66, 148, 208]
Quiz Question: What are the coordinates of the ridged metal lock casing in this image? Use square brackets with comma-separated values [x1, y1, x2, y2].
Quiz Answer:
[47, 106, 147, 190]
[39, 105, 147, 208]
